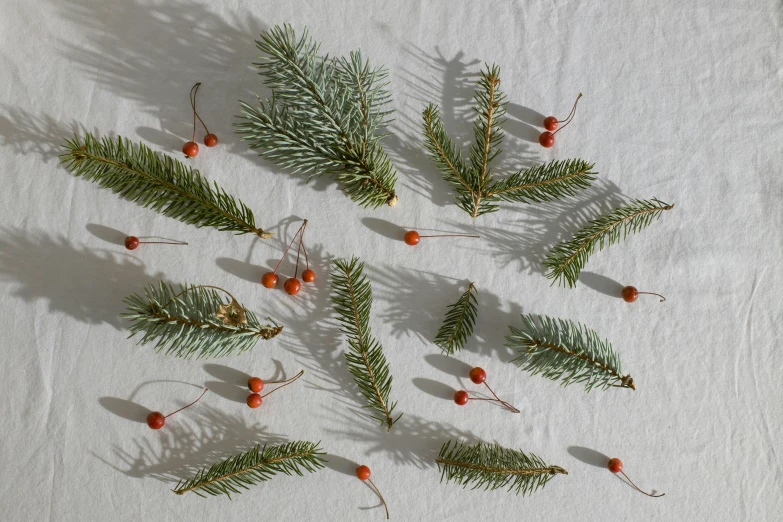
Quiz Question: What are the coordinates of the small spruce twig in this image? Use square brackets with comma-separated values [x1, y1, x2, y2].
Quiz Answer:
[436, 440, 567, 495]
[172, 441, 326, 498]
[331, 257, 401, 430]
[506, 314, 635, 392]
[433, 282, 478, 355]
[422, 64, 595, 218]
[60, 133, 273, 238]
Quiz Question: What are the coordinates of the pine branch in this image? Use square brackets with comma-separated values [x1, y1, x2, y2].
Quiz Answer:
[235, 24, 398, 209]
[506, 314, 635, 392]
[436, 440, 567, 495]
[331, 257, 401, 430]
[59, 133, 273, 238]
[173, 441, 326, 498]
[123, 282, 282, 359]
[422, 64, 593, 218]
[433, 282, 478, 355]
[543, 198, 674, 287]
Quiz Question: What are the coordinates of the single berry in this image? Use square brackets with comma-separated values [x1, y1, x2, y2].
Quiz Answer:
[301, 269, 316, 283]
[454, 390, 469, 405]
[539, 132, 555, 148]
[284, 278, 302, 295]
[124, 236, 140, 250]
[204, 133, 218, 147]
[182, 141, 199, 158]
[248, 377, 264, 393]
[146, 411, 165, 430]
[356, 465, 371, 481]
[261, 272, 279, 288]
[246, 393, 263, 408]
[469, 367, 487, 384]
[622, 286, 638, 303]
[404, 230, 420, 245]
[608, 458, 623, 473]
[543, 116, 559, 131]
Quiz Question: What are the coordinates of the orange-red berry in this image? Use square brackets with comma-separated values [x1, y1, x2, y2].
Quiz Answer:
[543, 116, 558, 131]
[356, 465, 371, 480]
[261, 272, 279, 288]
[454, 390, 469, 405]
[622, 286, 639, 303]
[124, 236, 140, 250]
[146, 411, 165, 430]
[248, 377, 264, 393]
[302, 269, 316, 283]
[284, 278, 301, 295]
[204, 134, 218, 147]
[182, 141, 199, 157]
[469, 367, 487, 384]
[539, 132, 555, 148]
[404, 231, 420, 245]
[608, 458, 623, 473]
[247, 393, 262, 408]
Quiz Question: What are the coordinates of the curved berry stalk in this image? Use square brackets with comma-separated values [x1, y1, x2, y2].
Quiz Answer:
[146, 387, 208, 429]
[183, 82, 218, 158]
[540, 93, 582, 148]
[403, 230, 480, 246]
[124, 235, 187, 250]
[262, 219, 314, 293]
[356, 465, 389, 519]
[608, 458, 664, 498]
[622, 286, 666, 303]
[246, 370, 305, 408]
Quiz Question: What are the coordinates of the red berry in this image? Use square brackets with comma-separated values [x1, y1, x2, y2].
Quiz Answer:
[124, 236, 140, 250]
[404, 230, 420, 246]
[608, 458, 623, 473]
[454, 390, 469, 405]
[356, 465, 371, 481]
[539, 132, 555, 148]
[204, 134, 218, 147]
[247, 393, 262, 408]
[469, 367, 487, 385]
[248, 377, 264, 393]
[622, 286, 639, 303]
[146, 411, 165, 430]
[261, 272, 279, 288]
[543, 116, 558, 131]
[182, 141, 199, 157]
[284, 278, 301, 295]
[302, 269, 316, 283]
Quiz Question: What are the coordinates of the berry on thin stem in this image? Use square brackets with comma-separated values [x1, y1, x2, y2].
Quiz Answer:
[404, 230, 480, 246]
[356, 465, 389, 520]
[454, 367, 519, 413]
[146, 387, 208, 430]
[262, 219, 310, 291]
[188, 82, 218, 149]
[124, 236, 188, 250]
[540, 93, 583, 148]
[246, 370, 305, 409]
[622, 286, 666, 303]
[607, 458, 665, 498]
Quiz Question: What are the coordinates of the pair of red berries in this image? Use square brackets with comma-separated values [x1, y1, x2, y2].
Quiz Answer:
[608, 458, 664, 498]
[262, 219, 314, 295]
[356, 465, 389, 519]
[146, 387, 208, 430]
[539, 93, 582, 148]
[182, 82, 218, 158]
[124, 235, 188, 250]
[453, 367, 519, 413]
[403, 230, 480, 246]
[245, 370, 304, 409]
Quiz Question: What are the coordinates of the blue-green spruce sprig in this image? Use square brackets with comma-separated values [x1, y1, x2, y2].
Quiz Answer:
[235, 24, 398, 209]
[59, 133, 273, 238]
[436, 440, 567, 495]
[506, 314, 635, 392]
[422, 64, 595, 218]
[433, 282, 478, 355]
[123, 282, 282, 359]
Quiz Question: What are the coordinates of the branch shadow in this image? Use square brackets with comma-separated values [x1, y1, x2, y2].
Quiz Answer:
[0, 106, 86, 162]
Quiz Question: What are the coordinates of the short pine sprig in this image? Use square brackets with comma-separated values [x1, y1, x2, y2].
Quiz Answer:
[436, 440, 567, 496]
[59, 133, 273, 238]
[236, 24, 398, 209]
[422, 64, 595, 218]
[506, 314, 635, 392]
[123, 282, 282, 359]
[331, 257, 401, 430]
[173, 441, 326, 498]
[433, 282, 478, 355]
[544, 197, 674, 287]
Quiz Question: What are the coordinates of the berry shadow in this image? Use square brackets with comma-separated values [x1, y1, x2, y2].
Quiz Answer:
[324, 454, 360, 478]
[361, 218, 407, 241]
[411, 377, 455, 401]
[85, 223, 128, 246]
[98, 397, 151, 423]
[506, 103, 547, 144]
[424, 354, 473, 381]
[567, 446, 610, 468]
[579, 271, 624, 298]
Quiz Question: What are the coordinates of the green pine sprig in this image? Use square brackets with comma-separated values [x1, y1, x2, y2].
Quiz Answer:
[59, 133, 273, 238]
[173, 441, 326, 498]
[433, 282, 478, 355]
[544, 197, 674, 287]
[236, 24, 398, 209]
[422, 64, 595, 218]
[436, 440, 567, 495]
[331, 257, 401, 430]
[123, 282, 282, 359]
[506, 314, 635, 392]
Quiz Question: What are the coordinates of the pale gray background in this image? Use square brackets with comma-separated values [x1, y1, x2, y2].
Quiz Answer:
[0, 0, 780, 520]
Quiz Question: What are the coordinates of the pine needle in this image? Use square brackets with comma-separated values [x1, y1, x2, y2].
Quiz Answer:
[543, 198, 674, 287]
[123, 282, 282, 359]
[506, 314, 635, 392]
[173, 441, 326, 498]
[436, 440, 567, 495]
[59, 133, 273, 238]
[433, 282, 478, 355]
[235, 24, 398, 209]
[331, 257, 401, 430]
